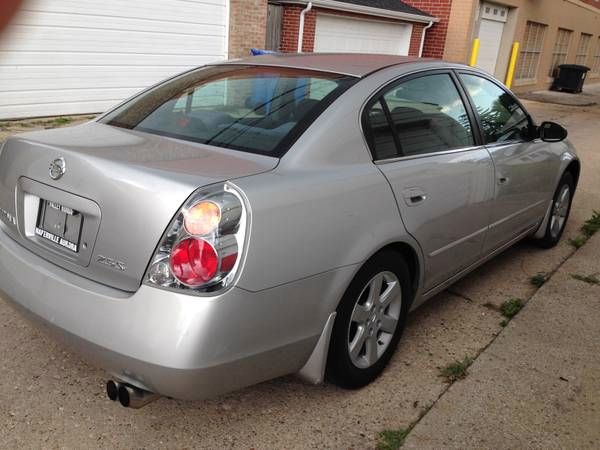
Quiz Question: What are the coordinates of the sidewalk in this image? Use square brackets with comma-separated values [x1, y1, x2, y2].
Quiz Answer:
[403, 233, 600, 449]
[518, 82, 600, 106]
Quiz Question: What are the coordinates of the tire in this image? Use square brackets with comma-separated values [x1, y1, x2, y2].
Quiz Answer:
[326, 250, 412, 389]
[534, 172, 575, 249]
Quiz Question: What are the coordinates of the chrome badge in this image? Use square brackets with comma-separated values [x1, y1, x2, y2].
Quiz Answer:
[49, 157, 66, 180]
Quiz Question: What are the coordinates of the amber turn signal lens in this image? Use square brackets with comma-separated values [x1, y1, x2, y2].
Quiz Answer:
[184, 201, 221, 236]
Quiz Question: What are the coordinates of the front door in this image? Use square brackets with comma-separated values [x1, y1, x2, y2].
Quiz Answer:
[458, 72, 557, 252]
[363, 72, 495, 291]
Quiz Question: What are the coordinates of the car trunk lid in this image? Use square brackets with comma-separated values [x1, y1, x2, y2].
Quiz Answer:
[0, 122, 277, 291]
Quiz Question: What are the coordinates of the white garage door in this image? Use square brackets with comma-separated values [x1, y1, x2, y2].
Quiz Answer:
[0, 0, 228, 120]
[314, 15, 412, 56]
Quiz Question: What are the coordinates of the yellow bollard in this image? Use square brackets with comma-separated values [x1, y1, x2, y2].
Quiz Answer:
[505, 42, 520, 89]
[469, 38, 480, 67]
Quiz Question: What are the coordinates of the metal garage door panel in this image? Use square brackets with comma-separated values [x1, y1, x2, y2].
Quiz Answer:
[314, 15, 412, 56]
[0, 0, 228, 119]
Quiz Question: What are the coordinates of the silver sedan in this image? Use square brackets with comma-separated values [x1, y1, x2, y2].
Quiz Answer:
[0, 54, 579, 407]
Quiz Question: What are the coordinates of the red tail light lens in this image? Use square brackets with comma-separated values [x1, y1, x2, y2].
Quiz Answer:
[145, 183, 247, 294]
[170, 238, 218, 286]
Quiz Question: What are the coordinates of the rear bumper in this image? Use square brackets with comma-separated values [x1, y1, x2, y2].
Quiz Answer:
[0, 227, 354, 399]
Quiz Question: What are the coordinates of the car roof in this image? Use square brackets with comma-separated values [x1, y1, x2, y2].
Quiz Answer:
[219, 53, 447, 78]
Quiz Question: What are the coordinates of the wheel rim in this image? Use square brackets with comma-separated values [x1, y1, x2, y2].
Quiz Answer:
[550, 184, 571, 239]
[347, 271, 402, 369]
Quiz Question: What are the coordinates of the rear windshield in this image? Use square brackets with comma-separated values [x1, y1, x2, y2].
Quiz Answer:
[101, 65, 357, 157]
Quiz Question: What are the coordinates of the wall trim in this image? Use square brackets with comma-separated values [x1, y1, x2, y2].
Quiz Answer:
[274, 0, 439, 23]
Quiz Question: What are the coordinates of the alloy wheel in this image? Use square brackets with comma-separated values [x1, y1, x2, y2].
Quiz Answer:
[347, 271, 402, 369]
[550, 184, 571, 238]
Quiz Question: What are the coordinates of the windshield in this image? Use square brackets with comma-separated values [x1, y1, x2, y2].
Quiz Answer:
[101, 65, 357, 157]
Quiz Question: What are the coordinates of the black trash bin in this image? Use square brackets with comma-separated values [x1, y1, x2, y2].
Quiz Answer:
[551, 64, 590, 93]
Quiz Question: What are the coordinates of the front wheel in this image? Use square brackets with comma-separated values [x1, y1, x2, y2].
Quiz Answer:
[534, 172, 574, 248]
[326, 251, 412, 389]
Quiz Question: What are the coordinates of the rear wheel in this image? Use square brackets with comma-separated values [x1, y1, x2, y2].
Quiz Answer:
[534, 172, 574, 248]
[326, 251, 412, 389]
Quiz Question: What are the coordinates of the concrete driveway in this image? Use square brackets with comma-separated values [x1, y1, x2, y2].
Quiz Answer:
[1, 98, 599, 449]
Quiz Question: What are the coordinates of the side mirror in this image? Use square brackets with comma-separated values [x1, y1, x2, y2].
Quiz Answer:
[539, 121, 568, 142]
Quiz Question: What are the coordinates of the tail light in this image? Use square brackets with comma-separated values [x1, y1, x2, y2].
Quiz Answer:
[144, 183, 248, 294]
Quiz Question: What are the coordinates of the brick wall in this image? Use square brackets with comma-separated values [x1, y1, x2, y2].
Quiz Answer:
[280, 5, 317, 52]
[403, 0, 453, 58]
[581, 0, 600, 9]
[409, 23, 425, 56]
[442, 0, 476, 62]
[280, 5, 429, 56]
[228, 0, 268, 58]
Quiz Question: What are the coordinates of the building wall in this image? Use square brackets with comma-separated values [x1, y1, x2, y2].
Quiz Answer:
[443, 0, 478, 62]
[442, 0, 600, 92]
[403, 0, 453, 58]
[229, 0, 268, 58]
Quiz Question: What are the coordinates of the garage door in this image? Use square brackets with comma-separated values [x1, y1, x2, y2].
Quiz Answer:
[0, 0, 228, 120]
[314, 15, 412, 56]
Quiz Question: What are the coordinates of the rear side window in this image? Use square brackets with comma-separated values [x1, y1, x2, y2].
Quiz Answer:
[459, 74, 530, 144]
[364, 73, 474, 159]
[101, 65, 356, 157]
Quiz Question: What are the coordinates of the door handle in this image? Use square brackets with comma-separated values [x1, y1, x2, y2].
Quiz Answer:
[402, 188, 428, 206]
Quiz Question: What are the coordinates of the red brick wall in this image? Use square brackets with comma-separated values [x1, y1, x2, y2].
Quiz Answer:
[403, 0, 453, 58]
[280, 5, 430, 57]
[229, 0, 268, 58]
[280, 5, 317, 52]
[409, 23, 425, 57]
[581, 0, 600, 9]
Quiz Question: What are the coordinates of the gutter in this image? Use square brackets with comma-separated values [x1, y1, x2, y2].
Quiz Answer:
[418, 20, 434, 57]
[280, 0, 438, 24]
[298, 2, 313, 52]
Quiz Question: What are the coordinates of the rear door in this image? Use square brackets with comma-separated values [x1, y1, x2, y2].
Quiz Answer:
[363, 71, 495, 292]
[457, 72, 557, 253]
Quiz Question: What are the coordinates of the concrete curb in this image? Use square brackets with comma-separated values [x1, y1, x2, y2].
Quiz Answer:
[402, 233, 600, 449]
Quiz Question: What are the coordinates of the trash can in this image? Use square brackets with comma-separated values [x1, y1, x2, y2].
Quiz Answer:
[551, 64, 590, 93]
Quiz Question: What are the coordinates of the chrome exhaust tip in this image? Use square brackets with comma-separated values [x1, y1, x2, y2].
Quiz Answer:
[106, 380, 121, 401]
[117, 383, 159, 409]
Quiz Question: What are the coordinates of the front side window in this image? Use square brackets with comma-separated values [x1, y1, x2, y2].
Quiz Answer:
[364, 73, 474, 159]
[101, 65, 356, 157]
[460, 74, 530, 144]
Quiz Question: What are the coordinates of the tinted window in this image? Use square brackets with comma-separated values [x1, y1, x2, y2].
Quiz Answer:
[460, 74, 530, 144]
[101, 65, 356, 157]
[365, 100, 398, 160]
[364, 74, 474, 159]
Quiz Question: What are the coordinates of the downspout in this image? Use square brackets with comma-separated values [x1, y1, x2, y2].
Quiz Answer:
[297, 2, 313, 53]
[418, 20, 434, 57]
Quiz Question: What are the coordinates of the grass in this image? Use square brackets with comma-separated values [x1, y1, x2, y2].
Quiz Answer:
[569, 236, 587, 249]
[571, 273, 600, 285]
[569, 211, 600, 249]
[500, 298, 524, 318]
[500, 319, 509, 327]
[439, 356, 473, 383]
[581, 210, 600, 237]
[530, 273, 547, 287]
[49, 117, 73, 126]
[376, 429, 410, 450]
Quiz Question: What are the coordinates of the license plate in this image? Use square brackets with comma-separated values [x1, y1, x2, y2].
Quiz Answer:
[35, 200, 82, 252]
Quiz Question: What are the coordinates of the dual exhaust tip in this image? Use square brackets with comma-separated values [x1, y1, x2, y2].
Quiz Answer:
[106, 380, 159, 409]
